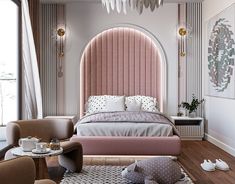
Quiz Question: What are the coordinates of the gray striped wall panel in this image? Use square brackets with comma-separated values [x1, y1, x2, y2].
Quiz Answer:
[40, 4, 58, 116]
[186, 2, 203, 116]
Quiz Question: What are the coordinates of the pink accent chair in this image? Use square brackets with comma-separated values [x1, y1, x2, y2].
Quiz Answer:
[5, 119, 83, 173]
[0, 156, 56, 184]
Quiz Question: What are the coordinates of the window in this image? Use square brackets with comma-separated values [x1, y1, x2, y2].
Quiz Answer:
[0, 0, 20, 126]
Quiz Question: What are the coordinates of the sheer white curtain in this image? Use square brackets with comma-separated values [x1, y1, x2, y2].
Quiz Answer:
[22, 0, 43, 119]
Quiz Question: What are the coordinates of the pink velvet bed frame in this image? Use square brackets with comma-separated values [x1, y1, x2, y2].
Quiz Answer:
[71, 27, 181, 156]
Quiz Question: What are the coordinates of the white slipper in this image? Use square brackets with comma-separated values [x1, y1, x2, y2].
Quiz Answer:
[201, 160, 215, 172]
[215, 159, 230, 171]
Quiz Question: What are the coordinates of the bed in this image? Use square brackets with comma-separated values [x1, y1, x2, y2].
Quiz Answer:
[71, 27, 181, 156]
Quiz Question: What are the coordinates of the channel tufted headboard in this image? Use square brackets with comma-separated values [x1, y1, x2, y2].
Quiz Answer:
[80, 27, 166, 116]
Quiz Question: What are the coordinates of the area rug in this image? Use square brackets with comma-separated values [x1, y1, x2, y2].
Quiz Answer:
[60, 165, 194, 184]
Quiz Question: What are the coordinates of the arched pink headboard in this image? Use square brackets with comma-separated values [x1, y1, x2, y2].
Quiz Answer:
[80, 27, 165, 116]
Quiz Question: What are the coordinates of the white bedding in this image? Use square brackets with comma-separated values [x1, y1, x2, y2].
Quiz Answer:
[76, 111, 178, 137]
[77, 122, 173, 137]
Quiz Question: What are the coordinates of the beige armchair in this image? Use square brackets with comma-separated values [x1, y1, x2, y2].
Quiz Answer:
[0, 156, 56, 184]
[5, 119, 83, 173]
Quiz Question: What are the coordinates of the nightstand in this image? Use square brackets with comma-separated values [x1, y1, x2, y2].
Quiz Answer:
[170, 116, 204, 140]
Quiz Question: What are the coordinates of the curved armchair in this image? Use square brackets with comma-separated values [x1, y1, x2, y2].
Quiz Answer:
[6, 119, 73, 145]
[5, 119, 83, 173]
[0, 156, 56, 184]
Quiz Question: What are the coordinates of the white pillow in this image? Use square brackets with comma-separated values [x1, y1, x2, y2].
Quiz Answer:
[86, 95, 125, 114]
[125, 98, 142, 111]
[126, 95, 159, 112]
[106, 96, 125, 112]
[86, 95, 106, 114]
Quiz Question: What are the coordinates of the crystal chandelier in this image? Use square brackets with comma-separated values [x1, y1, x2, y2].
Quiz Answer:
[101, 0, 164, 14]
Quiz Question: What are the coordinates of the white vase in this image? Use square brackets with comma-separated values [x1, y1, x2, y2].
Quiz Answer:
[189, 111, 196, 118]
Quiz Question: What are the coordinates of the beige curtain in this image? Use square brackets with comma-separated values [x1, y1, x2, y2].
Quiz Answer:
[28, 0, 40, 67]
[22, 0, 43, 119]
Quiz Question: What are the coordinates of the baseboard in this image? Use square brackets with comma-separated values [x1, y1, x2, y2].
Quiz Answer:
[205, 133, 235, 157]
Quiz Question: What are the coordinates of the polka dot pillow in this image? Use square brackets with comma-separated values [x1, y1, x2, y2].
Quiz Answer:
[86, 95, 125, 115]
[125, 95, 159, 112]
[86, 95, 106, 115]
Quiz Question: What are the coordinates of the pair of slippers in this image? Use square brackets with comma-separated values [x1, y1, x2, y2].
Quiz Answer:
[201, 159, 230, 172]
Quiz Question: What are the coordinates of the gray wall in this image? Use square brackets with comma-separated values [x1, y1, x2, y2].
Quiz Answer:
[40, 4, 58, 116]
[40, 4, 65, 116]
[202, 0, 235, 156]
[186, 3, 203, 116]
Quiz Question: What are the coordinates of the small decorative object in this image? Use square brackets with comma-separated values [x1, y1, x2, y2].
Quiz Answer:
[177, 111, 183, 117]
[179, 94, 204, 118]
[50, 138, 60, 150]
[206, 4, 235, 98]
[122, 157, 185, 184]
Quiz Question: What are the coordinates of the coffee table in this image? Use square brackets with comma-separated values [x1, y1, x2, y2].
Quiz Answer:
[11, 147, 63, 180]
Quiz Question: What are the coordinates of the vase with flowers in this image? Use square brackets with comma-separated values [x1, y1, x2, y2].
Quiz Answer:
[178, 94, 204, 118]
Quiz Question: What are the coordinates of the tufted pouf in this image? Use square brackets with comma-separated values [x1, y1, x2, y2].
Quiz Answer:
[122, 157, 184, 184]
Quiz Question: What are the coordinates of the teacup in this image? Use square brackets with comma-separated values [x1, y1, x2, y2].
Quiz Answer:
[36, 142, 47, 152]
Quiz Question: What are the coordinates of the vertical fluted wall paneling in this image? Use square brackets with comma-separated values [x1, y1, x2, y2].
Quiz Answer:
[40, 4, 62, 116]
[178, 4, 187, 105]
[80, 27, 164, 116]
[186, 3, 202, 116]
[129, 30, 135, 95]
[96, 36, 102, 95]
[56, 5, 65, 115]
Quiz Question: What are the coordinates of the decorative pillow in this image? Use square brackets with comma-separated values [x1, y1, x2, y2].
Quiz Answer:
[125, 98, 142, 111]
[106, 96, 125, 112]
[86, 95, 106, 114]
[86, 95, 125, 114]
[126, 95, 159, 112]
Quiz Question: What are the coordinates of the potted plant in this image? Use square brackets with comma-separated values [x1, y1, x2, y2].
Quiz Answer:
[178, 94, 204, 117]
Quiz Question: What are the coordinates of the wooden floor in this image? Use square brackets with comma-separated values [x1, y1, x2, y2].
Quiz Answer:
[47, 140, 235, 184]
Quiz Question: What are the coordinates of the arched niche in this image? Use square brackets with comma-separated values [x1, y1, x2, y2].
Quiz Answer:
[80, 27, 167, 116]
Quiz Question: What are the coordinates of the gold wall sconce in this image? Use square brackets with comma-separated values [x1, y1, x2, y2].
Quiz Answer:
[178, 24, 192, 57]
[57, 27, 65, 77]
[178, 27, 187, 57]
[57, 28, 65, 56]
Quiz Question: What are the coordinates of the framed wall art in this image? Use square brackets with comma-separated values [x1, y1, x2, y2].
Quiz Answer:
[206, 4, 235, 98]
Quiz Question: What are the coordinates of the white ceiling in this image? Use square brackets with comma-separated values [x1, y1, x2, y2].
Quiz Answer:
[40, 0, 204, 4]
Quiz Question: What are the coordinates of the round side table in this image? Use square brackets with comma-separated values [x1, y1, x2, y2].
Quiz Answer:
[11, 147, 63, 180]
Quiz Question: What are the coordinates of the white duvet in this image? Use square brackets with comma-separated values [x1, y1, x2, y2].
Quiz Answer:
[76, 111, 177, 137]
[77, 122, 173, 137]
